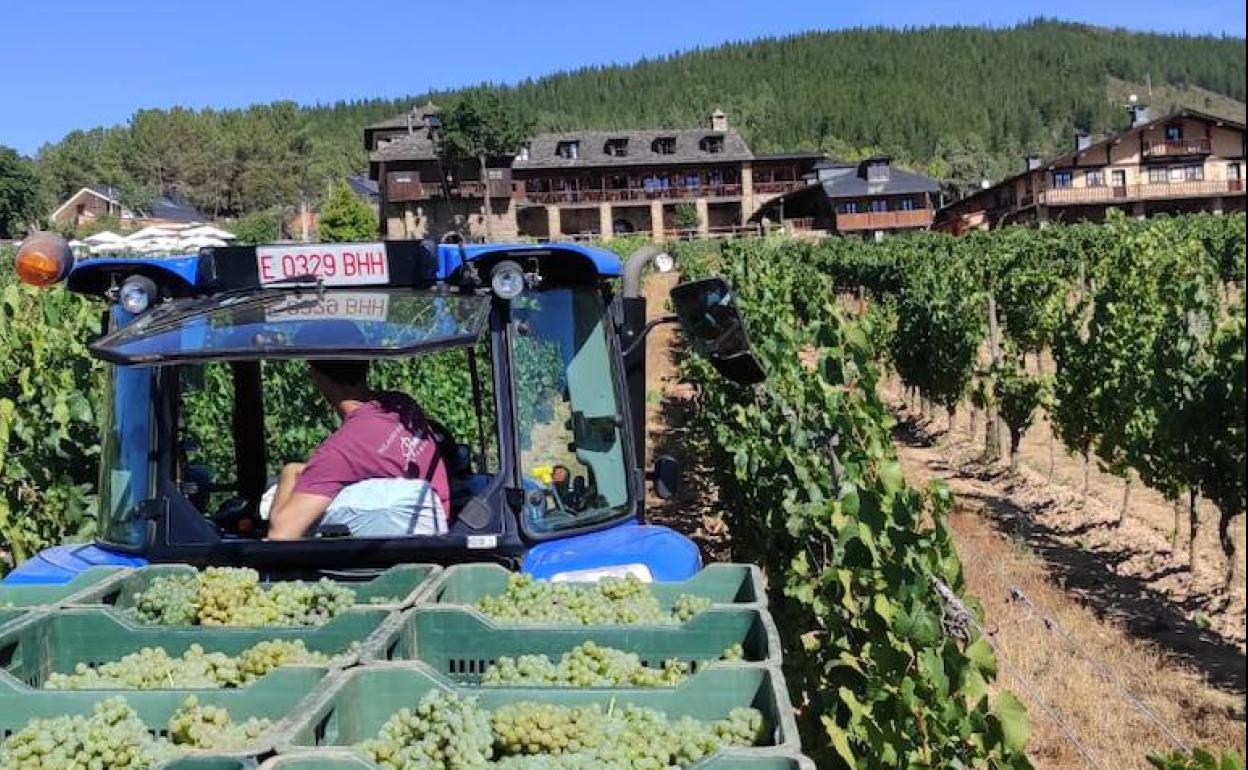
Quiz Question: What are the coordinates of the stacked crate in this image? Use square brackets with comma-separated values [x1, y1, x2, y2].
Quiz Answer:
[0, 563, 815, 769]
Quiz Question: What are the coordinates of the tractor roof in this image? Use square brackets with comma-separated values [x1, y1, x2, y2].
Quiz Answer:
[66, 241, 622, 300]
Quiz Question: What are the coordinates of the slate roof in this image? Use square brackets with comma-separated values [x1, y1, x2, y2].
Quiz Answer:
[369, 128, 440, 162]
[347, 174, 380, 202]
[514, 128, 753, 170]
[818, 160, 940, 198]
[83, 185, 204, 222]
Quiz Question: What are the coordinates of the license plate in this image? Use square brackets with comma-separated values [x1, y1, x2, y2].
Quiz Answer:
[266, 292, 390, 322]
[256, 243, 390, 286]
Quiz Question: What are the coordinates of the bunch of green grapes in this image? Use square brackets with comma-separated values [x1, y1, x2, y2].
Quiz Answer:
[167, 695, 273, 750]
[720, 643, 745, 662]
[45, 644, 237, 690]
[482, 641, 689, 687]
[476, 575, 710, 625]
[44, 639, 339, 690]
[0, 697, 177, 770]
[126, 567, 357, 626]
[357, 690, 493, 770]
[0, 696, 273, 769]
[355, 693, 766, 770]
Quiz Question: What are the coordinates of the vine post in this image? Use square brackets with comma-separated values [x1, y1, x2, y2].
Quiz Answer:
[984, 292, 1003, 462]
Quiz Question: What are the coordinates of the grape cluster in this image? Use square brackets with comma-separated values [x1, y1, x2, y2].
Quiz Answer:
[45, 639, 344, 690]
[167, 695, 273, 750]
[0, 696, 271, 770]
[482, 641, 688, 687]
[476, 575, 711, 625]
[355, 691, 765, 770]
[721, 643, 745, 662]
[127, 567, 356, 626]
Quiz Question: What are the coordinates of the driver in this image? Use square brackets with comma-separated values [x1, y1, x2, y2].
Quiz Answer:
[267, 358, 451, 540]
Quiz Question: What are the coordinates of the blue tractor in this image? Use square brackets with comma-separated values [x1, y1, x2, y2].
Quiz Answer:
[4, 235, 763, 585]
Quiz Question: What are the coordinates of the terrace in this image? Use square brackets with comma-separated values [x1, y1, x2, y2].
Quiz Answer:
[1038, 179, 1242, 206]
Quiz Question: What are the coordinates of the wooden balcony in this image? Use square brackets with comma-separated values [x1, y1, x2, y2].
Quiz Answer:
[835, 208, 934, 232]
[752, 180, 809, 196]
[520, 184, 743, 206]
[1038, 179, 1242, 206]
[1143, 138, 1212, 158]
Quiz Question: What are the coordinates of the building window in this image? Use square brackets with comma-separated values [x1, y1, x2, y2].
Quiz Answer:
[869, 199, 888, 213]
[899, 197, 916, 211]
[866, 159, 890, 183]
[516, 145, 530, 161]
[1053, 170, 1073, 188]
[699, 135, 724, 154]
[652, 136, 676, 155]
[1085, 169, 1106, 187]
[556, 141, 580, 160]
[840, 202, 859, 214]
[1183, 165, 1205, 181]
[1164, 123, 1183, 141]
[1229, 163, 1243, 181]
[1149, 167, 1169, 184]
[604, 138, 629, 157]
[487, 169, 505, 180]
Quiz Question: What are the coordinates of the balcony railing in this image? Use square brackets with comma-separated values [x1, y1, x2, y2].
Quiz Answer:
[835, 209, 934, 232]
[752, 180, 809, 196]
[386, 181, 444, 203]
[520, 184, 743, 205]
[1143, 138, 1212, 157]
[1038, 179, 1242, 206]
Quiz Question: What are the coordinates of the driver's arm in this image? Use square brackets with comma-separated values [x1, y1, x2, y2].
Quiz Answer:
[269, 492, 332, 540]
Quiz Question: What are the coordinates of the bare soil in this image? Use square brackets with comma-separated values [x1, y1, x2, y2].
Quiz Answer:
[891, 403, 1246, 767]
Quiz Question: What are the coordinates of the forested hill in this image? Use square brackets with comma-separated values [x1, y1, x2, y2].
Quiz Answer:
[30, 19, 1247, 221]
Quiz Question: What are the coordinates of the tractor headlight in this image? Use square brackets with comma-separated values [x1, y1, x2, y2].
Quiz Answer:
[653, 251, 675, 273]
[119, 276, 158, 315]
[490, 260, 526, 300]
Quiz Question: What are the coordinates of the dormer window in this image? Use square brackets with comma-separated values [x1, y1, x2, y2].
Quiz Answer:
[866, 158, 890, 182]
[652, 136, 676, 155]
[516, 145, 530, 162]
[556, 140, 580, 160]
[1164, 123, 1183, 141]
[699, 135, 724, 154]
[604, 138, 629, 157]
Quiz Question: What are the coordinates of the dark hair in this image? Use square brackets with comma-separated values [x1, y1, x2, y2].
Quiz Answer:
[309, 359, 370, 387]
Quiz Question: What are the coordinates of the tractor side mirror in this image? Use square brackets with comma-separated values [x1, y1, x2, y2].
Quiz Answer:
[653, 455, 681, 500]
[670, 277, 766, 385]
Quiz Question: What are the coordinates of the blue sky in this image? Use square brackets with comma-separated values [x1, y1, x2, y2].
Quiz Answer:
[1, 0, 1243, 155]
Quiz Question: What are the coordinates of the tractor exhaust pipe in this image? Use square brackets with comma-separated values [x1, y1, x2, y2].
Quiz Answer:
[623, 245, 673, 298]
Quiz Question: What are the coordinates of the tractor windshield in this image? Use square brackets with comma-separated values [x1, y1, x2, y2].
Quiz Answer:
[512, 286, 633, 534]
[90, 289, 490, 365]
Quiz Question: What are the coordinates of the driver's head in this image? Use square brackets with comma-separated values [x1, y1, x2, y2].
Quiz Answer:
[308, 359, 370, 399]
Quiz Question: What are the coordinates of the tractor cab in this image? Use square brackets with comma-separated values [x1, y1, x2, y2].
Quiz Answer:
[5, 235, 763, 584]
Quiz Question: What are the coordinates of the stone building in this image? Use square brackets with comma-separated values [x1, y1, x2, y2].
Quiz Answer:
[366, 107, 823, 241]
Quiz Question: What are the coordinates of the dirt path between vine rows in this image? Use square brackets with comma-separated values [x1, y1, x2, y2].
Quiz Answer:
[890, 401, 1246, 768]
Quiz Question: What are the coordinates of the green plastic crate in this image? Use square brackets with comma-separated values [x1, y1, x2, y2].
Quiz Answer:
[280, 664, 799, 754]
[0, 667, 329, 759]
[258, 749, 816, 769]
[71, 564, 441, 620]
[161, 759, 257, 770]
[0, 607, 392, 691]
[0, 566, 130, 608]
[0, 609, 27, 635]
[429, 563, 767, 621]
[363, 605, 781, 682]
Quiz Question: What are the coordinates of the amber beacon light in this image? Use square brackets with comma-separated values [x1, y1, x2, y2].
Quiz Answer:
[15, 233, 74, 287]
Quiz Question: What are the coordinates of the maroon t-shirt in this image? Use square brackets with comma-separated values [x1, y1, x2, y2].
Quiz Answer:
[294, 392, 450, 507]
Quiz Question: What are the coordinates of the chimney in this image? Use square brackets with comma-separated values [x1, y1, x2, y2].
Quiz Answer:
[710, 109, 728, 132]
[1127, 104, 1152, 128]
[1075, 131, 1092, 152]
[1025, 154, 1043, 172]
